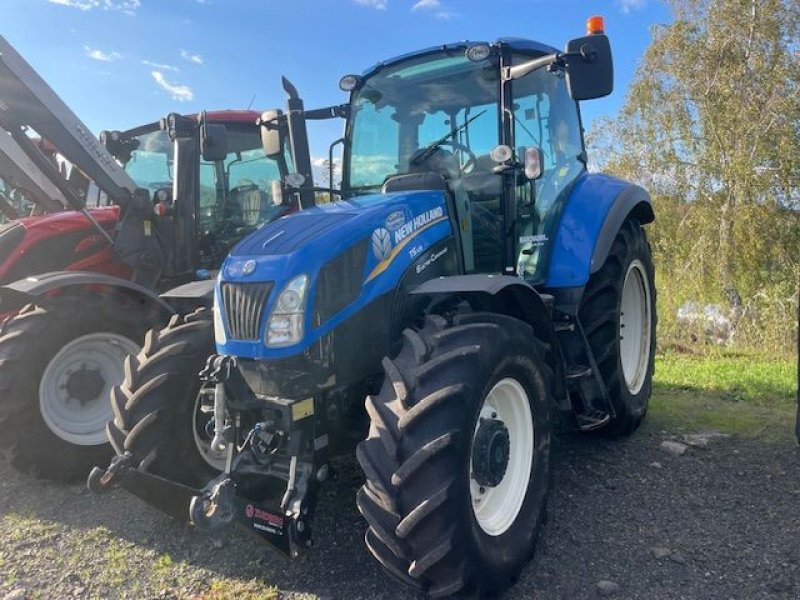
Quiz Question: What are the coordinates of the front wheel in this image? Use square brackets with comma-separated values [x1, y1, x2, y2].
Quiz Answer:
[107, 308, 222, 488]
[356, 312, 553, 597]
[0, 295, 150, 481]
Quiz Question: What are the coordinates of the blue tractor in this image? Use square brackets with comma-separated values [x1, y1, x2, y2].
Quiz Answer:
[91, 17, 656, 597]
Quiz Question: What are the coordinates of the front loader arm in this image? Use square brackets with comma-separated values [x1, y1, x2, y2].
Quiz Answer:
[0, 35, 138, 209]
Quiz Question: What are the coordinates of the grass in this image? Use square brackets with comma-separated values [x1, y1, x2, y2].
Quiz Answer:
[194, 579, 279, 600]
[649, 350, 797, 440]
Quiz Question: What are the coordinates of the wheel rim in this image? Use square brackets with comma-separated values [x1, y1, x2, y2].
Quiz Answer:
[192, 387, 226, 471]
[39, 332, 140, 446]
[620, 259, 652, 395]
[469, 377, 534, 536]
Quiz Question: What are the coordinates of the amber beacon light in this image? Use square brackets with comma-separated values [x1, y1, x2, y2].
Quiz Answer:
[586, 15, 605, 35]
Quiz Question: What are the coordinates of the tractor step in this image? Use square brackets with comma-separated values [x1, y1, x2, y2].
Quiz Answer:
[566, 365, 592, 380]
[575, 409, 611, 431]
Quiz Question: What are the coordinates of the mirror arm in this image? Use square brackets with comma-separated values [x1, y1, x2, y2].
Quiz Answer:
[304, 104, 349, 121]
[503, 45, 595, 82]
[503, 53, 559, 81]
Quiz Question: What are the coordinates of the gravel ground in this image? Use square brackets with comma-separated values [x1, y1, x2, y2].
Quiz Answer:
[1, 421, 799, 599]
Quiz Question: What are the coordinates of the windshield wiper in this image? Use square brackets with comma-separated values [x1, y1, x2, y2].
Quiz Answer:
[410, 109, 487, 166]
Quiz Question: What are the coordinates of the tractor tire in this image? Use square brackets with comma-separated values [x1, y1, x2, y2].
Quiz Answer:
[107, 307, 221, 488]
[0, 295, 149, 481]
[580, 218, 656, 435]
[356, 312, 553, 597]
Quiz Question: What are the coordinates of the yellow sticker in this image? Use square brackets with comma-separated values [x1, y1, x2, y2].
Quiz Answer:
[291, 398, 314, 421]
[143, 220, 152, 236]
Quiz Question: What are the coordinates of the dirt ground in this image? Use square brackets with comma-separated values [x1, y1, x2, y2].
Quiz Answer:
[1, 418, 799, 599]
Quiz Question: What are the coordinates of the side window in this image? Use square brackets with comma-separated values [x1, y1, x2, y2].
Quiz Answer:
[513, 64, 584, 282]
[349, 98, 400, 188]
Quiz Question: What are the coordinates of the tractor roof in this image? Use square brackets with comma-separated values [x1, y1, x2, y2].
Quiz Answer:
[361, 38, 558, 78]
[119, 110, 262, 138]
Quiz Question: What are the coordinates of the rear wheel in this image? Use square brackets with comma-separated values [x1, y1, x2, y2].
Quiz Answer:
[107, 308, 222, 488]
[580, 219, 656, 435]
[0, 295, 150, 481]
[357, 312, 553, 597]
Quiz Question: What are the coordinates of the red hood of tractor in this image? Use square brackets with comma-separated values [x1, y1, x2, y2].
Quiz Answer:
[17, 205, 120, 233]
[0, 205, 129, 286]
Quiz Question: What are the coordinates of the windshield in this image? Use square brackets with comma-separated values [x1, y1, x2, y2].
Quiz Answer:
[347, 51, 500, 192]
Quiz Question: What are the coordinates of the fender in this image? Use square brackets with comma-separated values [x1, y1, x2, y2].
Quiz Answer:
[410, 274, 567, 408]
[160, 278, 216, 314]
[545, 173, 654, 288]
[0, 270, 174, 315]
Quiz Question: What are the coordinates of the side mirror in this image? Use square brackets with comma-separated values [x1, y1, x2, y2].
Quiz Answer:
[259, 109, 284, 158]
[563, 34, 613, 101]
[200, 123, 228, 162]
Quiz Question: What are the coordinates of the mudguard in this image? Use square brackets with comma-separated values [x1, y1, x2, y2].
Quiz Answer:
[411, 274, 555, 333]
[0, 270, 174, 314]
[411, 273, 566, 406]
[160, 279, 216, 314]
[545, 173, 654, 288]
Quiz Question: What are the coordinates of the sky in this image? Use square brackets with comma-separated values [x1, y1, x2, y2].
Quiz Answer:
[2, 0, 672, 162]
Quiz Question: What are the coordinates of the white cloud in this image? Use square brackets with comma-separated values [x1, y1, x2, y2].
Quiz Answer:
[412, 0, 439, 10]
[151, 71, 194, 102]
[354, 0, 387, 9]
[142, 60, 179, 72]
[48, 0, 140, 12]
[84, 46, 121, 61]
[619, 0, 646, 13]
[412, 0, 455, 19]
[180, 49, 204, 65]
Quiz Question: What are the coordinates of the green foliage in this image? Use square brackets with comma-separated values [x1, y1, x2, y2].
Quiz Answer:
[590, 0, 800, 354]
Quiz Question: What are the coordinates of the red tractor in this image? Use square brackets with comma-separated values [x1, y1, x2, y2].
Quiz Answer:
[0, 35, 314, 480]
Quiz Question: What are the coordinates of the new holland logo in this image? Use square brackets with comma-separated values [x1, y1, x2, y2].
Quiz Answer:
[242, 260, 257, 275]
[371, 227, 393, 261]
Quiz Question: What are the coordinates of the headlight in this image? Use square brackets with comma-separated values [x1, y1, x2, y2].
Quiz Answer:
[266, 274, 308, 347]
[213, 288, 227, 345]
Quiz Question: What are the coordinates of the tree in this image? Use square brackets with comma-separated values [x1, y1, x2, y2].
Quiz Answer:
[590, 0, 800, 350]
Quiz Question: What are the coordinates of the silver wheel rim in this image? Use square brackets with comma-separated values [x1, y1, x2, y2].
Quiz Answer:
[469, 377, 534, 536]
[620, 259, 652, 395]
[192, 389, 226, 471]
[39, 332, 139, 446]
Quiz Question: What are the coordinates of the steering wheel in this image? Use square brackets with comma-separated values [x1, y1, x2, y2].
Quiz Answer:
[436, 140, 477, 176]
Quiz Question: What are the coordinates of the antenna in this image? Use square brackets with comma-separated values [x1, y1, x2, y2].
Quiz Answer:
[247, 94, 256, 111]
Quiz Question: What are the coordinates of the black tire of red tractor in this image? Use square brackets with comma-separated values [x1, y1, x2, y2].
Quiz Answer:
[579, 218, 657, 436]
[356, 312, 553, 597]
[107, 307, 219, 488]
[0, 295, 151, 481]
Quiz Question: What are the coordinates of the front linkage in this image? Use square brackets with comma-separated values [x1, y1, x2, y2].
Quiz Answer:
[89, 353, 324, 559]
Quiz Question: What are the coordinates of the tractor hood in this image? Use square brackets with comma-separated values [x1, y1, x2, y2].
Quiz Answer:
[217, 189, 453, 360]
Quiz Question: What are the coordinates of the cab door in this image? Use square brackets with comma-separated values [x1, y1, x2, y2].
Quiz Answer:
[510, 62, 585, 283]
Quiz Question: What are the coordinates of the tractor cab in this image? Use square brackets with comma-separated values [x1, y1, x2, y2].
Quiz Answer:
[337, 30, 612, 282]
[105, 111, 298, 283]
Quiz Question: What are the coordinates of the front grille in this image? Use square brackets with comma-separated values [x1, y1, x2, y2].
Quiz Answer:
[221, 282, 274, 341]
